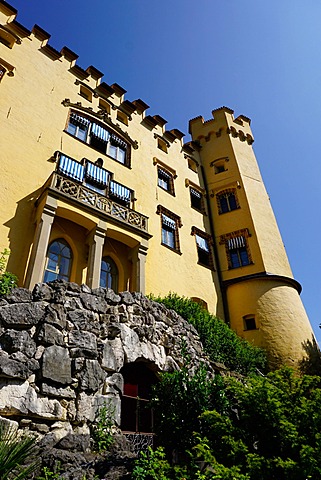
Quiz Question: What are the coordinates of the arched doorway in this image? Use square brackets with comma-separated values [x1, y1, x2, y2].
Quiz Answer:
[43, 238, 73, 282]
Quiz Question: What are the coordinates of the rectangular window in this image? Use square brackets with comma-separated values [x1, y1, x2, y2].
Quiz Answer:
[190, 188, 203, 212]
[161, 214, 176, 249]
[157, 206, 181, 253]
[66, 111, 130, 166]
[192, 228, 213, 268]
[228, 236, 250, 268]
[157, 167, 174, 195]
[67, 113, 89, 142]
[243, 316, 257, 331]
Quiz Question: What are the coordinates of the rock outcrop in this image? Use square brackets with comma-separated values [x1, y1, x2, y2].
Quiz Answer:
[0, 281, 211, 478]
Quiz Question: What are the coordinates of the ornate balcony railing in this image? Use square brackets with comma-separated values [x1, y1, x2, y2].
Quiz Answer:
[47, 172, 149, 233]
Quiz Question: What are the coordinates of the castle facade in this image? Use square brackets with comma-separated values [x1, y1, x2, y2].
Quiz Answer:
[0, 0, 315, 367]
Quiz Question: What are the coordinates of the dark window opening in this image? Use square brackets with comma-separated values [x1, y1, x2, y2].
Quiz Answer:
[218, 190, 238, 214]
[243, 316, 257, 331]
[190, 188, 203, 212]
[230, 247, 250, 268]
[226, 235, 251, 269]
[120, 363, 158, 434]
[193, 230, 213, 269]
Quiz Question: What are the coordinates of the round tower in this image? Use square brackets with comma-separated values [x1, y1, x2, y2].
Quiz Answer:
[189, 107, 316, 369]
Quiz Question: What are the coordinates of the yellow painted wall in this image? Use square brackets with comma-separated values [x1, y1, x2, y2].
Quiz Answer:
[0, 3, 317, 368]
[0, 6, 221, 315]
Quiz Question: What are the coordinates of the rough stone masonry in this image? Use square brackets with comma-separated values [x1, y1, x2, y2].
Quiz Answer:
[0, 280, 212, 477]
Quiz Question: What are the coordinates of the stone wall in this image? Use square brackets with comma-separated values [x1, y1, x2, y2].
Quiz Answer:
[0, 280, 211, 478]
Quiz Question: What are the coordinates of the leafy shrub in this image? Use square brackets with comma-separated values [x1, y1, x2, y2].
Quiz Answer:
[0, 249, 17, 296]
[132, 447, 172, 480]
[91, 402, 115, 452]
[151, 293, 266, 375]
[152, 361, 228, 453]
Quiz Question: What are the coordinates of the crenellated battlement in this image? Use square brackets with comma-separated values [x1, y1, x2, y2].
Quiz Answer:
[0, 0, 186, 143]
[189, 106, 254, 145]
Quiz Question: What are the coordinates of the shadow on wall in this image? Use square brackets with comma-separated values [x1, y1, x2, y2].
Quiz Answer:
[299, 336, 321, 375]
[4, 188, 43, 282]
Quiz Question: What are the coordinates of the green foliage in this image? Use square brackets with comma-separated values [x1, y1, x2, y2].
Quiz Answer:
[196, 368, 321, 479]
[132, 447, 172, 480]
[151, 293, 266, 375]
[152, 360, 228, 453]
[148, 360, 321, 479]
[0, 249, 17, 296]
[91, 402, 115, 452]
[36, 464, 62, 480]
[0, 422, 38, 480]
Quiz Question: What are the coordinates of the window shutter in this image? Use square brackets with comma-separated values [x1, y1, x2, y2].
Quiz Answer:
[69, 113, 90, 127]
[227, 236, 246, 250]
[58, 155, 84, 182]
[162, 214, 176, 229]
[110, 181, 131, 202]
[90, 123, 110, 142]
[86, 162, 109, 186]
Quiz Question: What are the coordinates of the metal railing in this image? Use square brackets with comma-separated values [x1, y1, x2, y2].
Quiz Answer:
[124, 432, 154, 453]
[47, 172, 149, 233]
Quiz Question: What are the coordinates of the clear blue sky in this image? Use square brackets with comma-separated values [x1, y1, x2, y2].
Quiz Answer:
[8, 0, 321, 341]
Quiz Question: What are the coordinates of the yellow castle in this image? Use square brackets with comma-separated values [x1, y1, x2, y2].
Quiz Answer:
[0, 1, 315, 368]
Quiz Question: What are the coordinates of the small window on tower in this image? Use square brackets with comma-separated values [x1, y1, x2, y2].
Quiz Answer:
[211, 157, 229, 174]
[243, 315, 257, 331]
[98, 99, 111, 114]
[217, 189, 239, 214]
[219, 229, 252, 269]
[117, 110, 128, 125]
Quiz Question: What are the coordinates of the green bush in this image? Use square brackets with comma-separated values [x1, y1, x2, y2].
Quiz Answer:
[91, 402, 115, 452]
[152, 361, 228, 453]
[0, 249, 17, 296]
[151, 293, 266, 375]
[132, 447, 172, 480]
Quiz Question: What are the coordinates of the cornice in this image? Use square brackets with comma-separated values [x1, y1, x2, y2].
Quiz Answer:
[40, 44, 62, 61]
[0, 0, 17, 16]
[223, 272, 302, 294]
[184, 179, 205, 195]
[61, 99, 139, 149]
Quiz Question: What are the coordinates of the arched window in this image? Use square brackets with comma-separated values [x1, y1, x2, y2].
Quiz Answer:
[44, 239, 72, 283]
[217, 189, 239, 214]
[100, 256, 118, 292]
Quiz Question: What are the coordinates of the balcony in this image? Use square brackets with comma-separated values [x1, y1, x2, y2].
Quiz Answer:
[41, 167, 149, 235]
